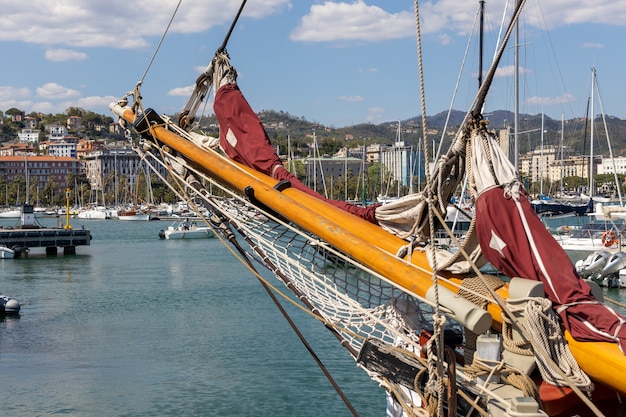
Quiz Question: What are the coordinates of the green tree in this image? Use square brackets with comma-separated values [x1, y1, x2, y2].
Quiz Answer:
[4, 107, 22, 117]
[66, 107, 86, 117]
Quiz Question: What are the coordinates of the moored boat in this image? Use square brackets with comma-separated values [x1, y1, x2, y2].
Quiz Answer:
[0, 293, 20, 314]
[557, 222, 624, 254]
[0, 208, 23, 218]
[158, 220, 214, 239]
[117, 207, 151, 221]
[77, 206, 110, 220]
[0, 245, 15, 259]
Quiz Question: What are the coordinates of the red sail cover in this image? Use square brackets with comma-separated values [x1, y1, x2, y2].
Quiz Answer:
[476, 186, 626, 353]
[214, 83, 378, 223]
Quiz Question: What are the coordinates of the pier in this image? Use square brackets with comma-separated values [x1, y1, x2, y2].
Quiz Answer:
[0, 204, 91, 256]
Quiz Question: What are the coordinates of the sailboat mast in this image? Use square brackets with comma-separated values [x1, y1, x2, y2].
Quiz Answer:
[539, 112, 544, 196]
[560, 113, 564, 195]
[514, 0, 520, 171]
[478, 0, 484, 89]
[417, 141, 422, 193]
[312, 129, 317, 193]
[396, 121, 401, 197]
[409, 145, 414, 195]
[287, 134, 293, 174]
[590, 67, 595, 197]
[362, 145, 366, 203]
[24, 156, 29, 205]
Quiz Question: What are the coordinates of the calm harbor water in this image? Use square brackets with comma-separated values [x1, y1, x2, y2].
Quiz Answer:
[0, 218, 383, 417]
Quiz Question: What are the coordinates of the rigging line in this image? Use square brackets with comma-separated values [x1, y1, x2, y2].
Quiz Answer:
[139, 0, 183, 84]
[593, 71, 623, 205]
[434, 2, 481, 165]
[218, 0, 248, 53]
[413, 2, 447, 415]
[129, 94, 210, 225]
[235, 250, 362, 417]
[179, 0, 248, 130]
[472, 0, 527, 117]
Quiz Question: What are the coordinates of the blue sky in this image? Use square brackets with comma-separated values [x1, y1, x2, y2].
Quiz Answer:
[0, 0, 624, 127]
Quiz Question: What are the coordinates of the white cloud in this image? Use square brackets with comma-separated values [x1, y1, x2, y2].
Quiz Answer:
[0, 1, 623, 51]
[36, 83, 81, 99]
[290, 1, 626, 47]
[291, 2, 414, 42]
[45, 49, 88, 62]
[168, 85, 195, 97]
[0, 99, 34, 112]
[0, 86, 31, 101]
[75, 95, 119, 109]
[525, 93, 575, 107]
[0, 1, 291, 49]
[494, 65, 530, 78]
[31, 101, 58, 114]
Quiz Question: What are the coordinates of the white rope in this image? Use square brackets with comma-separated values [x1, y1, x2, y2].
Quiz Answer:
[508, 297, 592, 390]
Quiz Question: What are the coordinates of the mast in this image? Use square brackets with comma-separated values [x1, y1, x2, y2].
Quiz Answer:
[312, 129, 317, 193]
[287, 134, 293, 174]
[478, 0, 485, 89]
[361, 144, 366, 203]
[417, 140, 422, 193]
[24, 155, 29, 205]
[514, 0, 520, 171]
[344, 147, 348, 201]
[560, 113, 564, 195]
[539, 112, 544, 196]
[409, 145, 414, 195]
[589, 67, 595, 197]
[396, 121, 401, 198]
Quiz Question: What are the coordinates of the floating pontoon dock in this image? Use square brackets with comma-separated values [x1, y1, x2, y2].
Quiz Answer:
[0, 204, 91, 256]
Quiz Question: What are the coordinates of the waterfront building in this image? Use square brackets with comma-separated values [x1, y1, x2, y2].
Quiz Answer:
[379, 141, 422, 191]
[597, 157, 626, 175]
[519, 145, 597, 185]
[0, 155, 83, 198]
[82, 146, 170, 197]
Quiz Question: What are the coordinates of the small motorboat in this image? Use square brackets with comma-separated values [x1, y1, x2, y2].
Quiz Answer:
[0, 293, 20, 314]
[0, 245, 16, 259]
[601, 251, 626, 277]
[158, 220, 214, 240]
[575, 250, 611, 277]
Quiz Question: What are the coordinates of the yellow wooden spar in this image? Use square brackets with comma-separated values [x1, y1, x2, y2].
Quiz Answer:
[111, 103, 626, 396]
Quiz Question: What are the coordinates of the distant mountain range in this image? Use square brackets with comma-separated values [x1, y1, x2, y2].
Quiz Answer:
[219, 109, 626, 157]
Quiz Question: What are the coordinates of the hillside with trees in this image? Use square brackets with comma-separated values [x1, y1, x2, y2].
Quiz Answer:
[3, 106, 626, 159]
